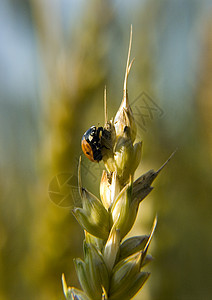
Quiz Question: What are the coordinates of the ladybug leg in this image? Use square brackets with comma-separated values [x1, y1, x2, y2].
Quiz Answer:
[101, 128, 112, 150]
[97, 126, 104, 137]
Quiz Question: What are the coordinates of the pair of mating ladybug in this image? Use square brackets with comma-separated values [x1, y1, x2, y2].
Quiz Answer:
[81, 126, 106, 162]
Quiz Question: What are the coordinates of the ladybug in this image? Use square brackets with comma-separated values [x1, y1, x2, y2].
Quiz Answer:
[81, 126, 103, 162]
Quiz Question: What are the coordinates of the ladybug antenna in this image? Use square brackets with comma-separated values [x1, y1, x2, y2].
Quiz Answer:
[104, 85, 108, 124]
[123, 24, 135, 107]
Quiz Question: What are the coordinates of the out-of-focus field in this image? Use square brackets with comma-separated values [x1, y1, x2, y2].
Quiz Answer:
[0, 1, 212, 299]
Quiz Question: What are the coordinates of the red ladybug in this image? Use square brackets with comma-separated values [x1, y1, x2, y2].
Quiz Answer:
[81, 126, 103, 162]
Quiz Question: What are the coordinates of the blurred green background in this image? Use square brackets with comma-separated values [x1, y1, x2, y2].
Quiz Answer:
[1, 0, 212, 299]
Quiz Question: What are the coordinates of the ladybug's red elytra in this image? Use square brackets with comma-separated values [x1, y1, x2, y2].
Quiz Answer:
[81, 126, 103, 162]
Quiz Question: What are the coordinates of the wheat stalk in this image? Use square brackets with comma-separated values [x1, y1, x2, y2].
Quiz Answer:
[62, 26, 172, 300]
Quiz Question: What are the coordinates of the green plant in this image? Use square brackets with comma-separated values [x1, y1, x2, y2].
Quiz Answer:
[62, 26, 172, 300]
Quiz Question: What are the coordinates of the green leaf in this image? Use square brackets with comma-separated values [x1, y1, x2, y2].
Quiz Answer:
[111, 180, 139, 239]
[76, 159, 110, 239]
[110, 252, 142, 293]
[109, 271, 150, 300]
[117, 235, 148, 262]
[132, 152, 176, 203]
[87, 243, 109, 295]
[74, 243, 109, 300]
[74, 258, 101, 299]
[109, 253, 150, 300]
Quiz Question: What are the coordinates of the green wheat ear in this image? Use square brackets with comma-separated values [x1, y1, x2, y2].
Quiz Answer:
[62, 25, 173, 300]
